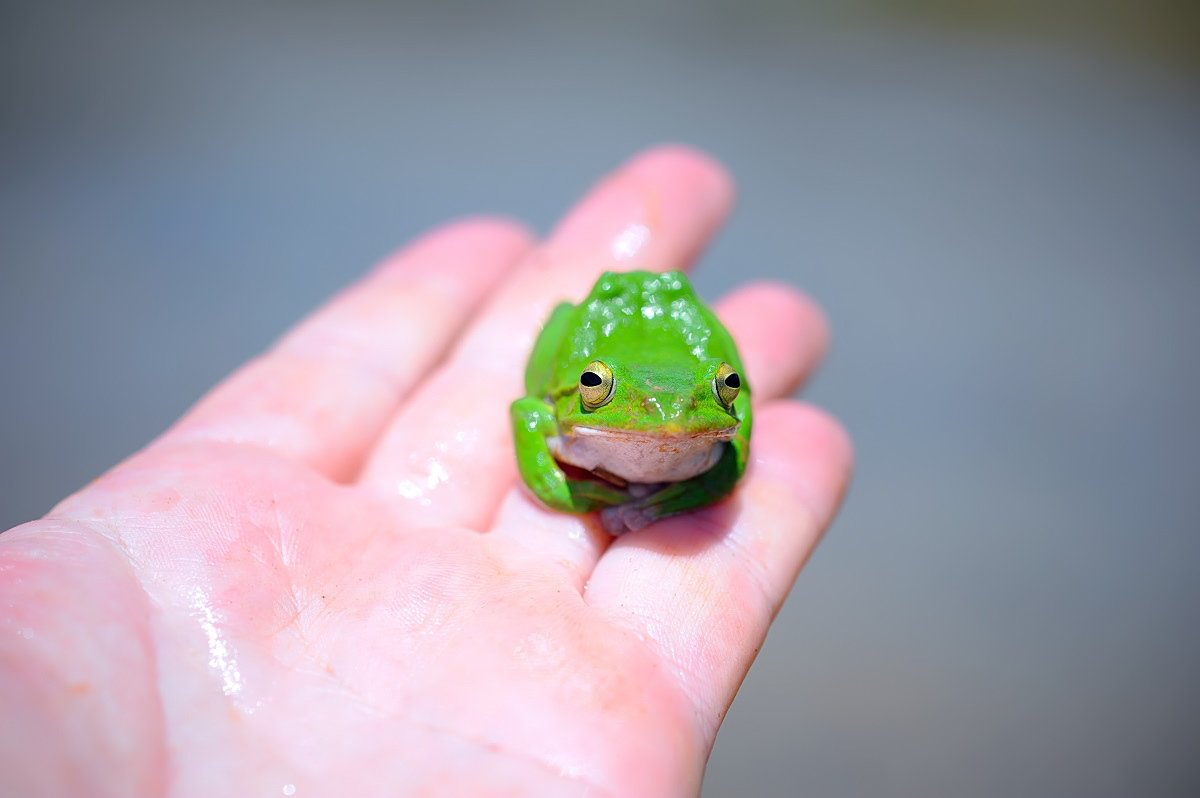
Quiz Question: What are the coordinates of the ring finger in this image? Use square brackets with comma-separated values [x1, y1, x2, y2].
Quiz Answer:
[488, 281, 831, 585]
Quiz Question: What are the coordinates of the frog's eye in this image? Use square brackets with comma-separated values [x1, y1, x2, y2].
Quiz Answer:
[579, 360, 615, 409]
[713, 362, 741, 408]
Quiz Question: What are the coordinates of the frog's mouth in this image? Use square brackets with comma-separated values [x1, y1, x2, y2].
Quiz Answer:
[550, 424, 739, 485]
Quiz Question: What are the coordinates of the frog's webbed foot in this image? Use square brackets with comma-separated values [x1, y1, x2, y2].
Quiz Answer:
[597, 482, 664, 534]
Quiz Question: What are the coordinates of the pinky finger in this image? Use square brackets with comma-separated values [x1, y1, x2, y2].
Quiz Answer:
[583, 401, 853, 745]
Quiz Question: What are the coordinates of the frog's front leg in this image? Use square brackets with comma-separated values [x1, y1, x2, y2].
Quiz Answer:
[511, 396, 630, 514]
[602, 406, 752, 533]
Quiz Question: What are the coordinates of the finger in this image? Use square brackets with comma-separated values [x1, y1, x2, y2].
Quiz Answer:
[158, 218, 534, 480]
[489, 282, 830, 587]
[359, 146, 734, 528]
[583, 401, 853, 746]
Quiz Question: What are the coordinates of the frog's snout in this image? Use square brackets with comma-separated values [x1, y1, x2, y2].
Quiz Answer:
[641, 392, 696, 422]
[641, 395, 668, 420]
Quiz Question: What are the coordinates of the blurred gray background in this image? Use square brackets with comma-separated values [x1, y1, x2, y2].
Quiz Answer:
[2, 1, 1198, 795]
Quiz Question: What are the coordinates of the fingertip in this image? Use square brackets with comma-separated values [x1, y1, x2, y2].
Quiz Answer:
[731, 281, 829, 342]
[716, 282, 831, 399]
[756, 401, 855, 474]
[752, 401, 854, 528]
[379, 215, 536, 276]
[621, 143, 736, 217]
[740, 281, 831, 360]
[550, 145, 735, 261]
[449, 214, 539, 249]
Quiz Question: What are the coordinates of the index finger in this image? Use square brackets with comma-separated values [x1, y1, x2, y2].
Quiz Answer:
[157, 219, 534, 480]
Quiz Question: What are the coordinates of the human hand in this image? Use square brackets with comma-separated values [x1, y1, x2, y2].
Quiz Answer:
[0, 147, 852, 797]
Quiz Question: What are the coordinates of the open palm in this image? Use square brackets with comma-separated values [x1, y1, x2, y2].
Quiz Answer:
[0, 148, 852, 797]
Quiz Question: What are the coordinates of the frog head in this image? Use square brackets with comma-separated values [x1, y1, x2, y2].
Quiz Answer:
[550, 357, 743, 484]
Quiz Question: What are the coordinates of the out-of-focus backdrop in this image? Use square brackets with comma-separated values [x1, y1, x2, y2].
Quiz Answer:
[2, 1, 1197, 795]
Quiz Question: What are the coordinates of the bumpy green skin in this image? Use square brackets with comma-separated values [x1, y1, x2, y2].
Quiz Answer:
[510, 270, 751, 530]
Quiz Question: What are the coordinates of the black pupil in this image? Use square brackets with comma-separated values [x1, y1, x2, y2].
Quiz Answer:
[724, 372, 741, 389]
[581, 371, 603, 387]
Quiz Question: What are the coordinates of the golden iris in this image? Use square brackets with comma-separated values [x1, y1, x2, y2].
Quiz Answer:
[579, 360, 615, 408]
[714, 362, 741, 408]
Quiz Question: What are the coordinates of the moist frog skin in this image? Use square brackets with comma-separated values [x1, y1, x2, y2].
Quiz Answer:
[511, 270, 751, 534]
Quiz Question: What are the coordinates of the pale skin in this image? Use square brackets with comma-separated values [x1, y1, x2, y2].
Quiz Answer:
[0, 147, 853, 797]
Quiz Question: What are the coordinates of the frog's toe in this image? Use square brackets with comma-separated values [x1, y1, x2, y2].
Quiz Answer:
[599, 506, 628, 535]
[600, 503, 656, 535]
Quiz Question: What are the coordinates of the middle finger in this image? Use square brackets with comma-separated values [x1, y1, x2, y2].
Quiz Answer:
[358, 147, 734, 528]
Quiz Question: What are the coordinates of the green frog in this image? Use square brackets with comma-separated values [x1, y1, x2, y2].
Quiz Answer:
[511, 270, 751, 533]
